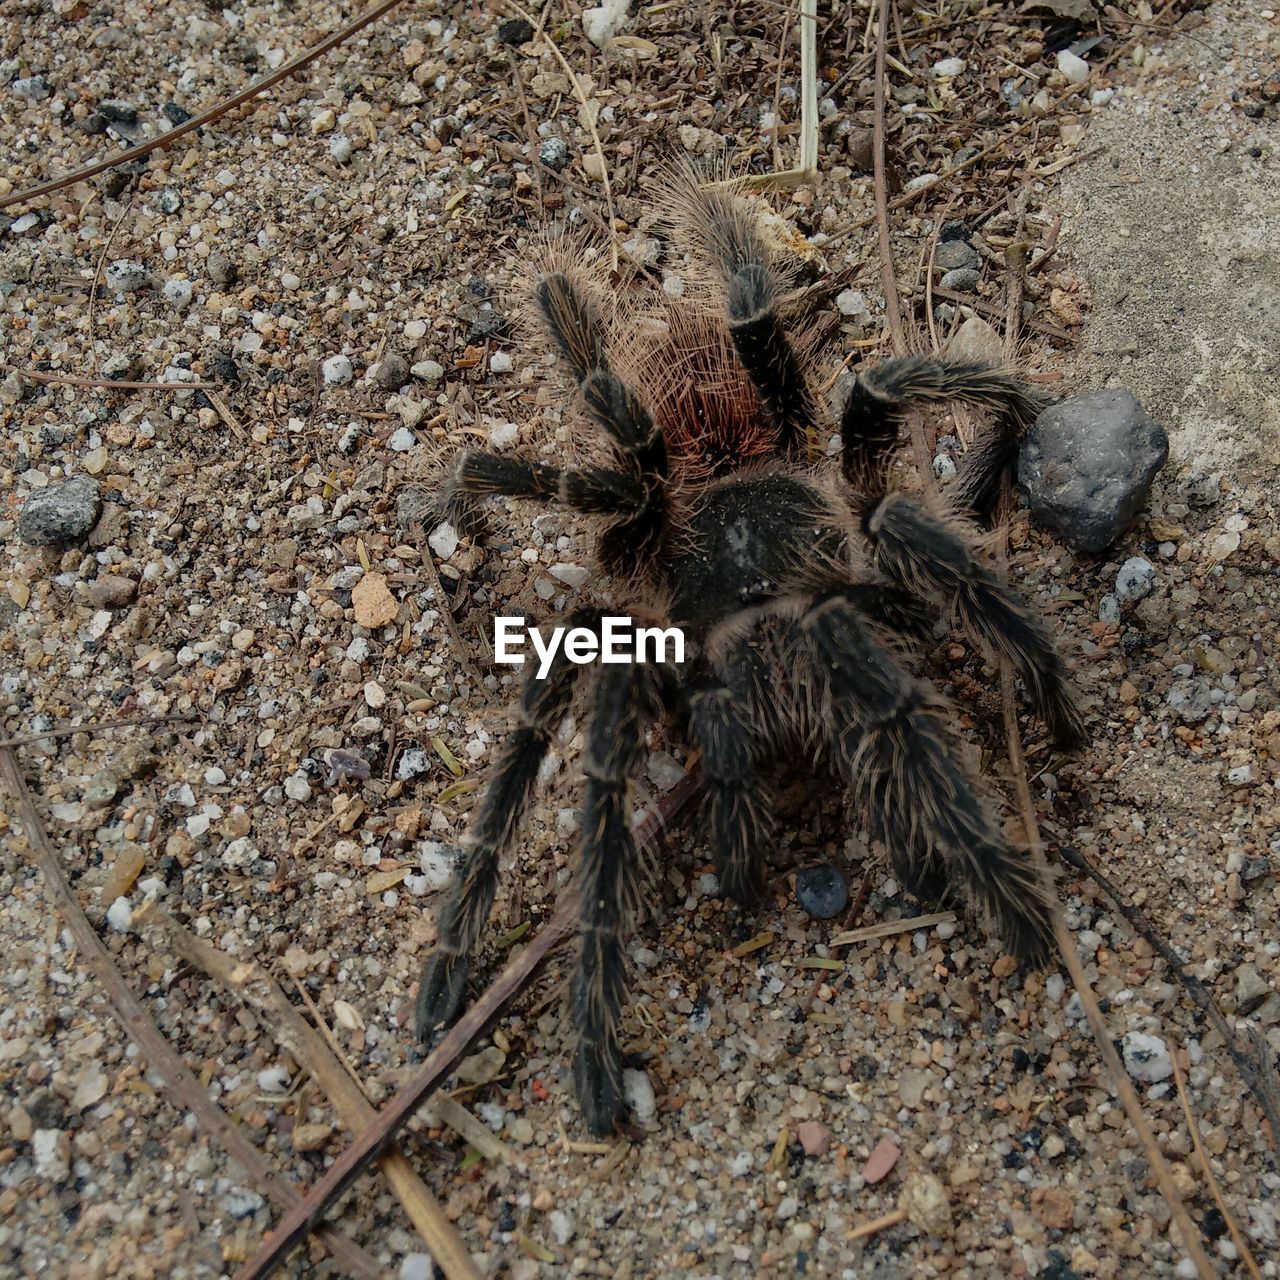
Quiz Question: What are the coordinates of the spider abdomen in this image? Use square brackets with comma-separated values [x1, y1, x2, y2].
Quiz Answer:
[666, 473, 845, 629]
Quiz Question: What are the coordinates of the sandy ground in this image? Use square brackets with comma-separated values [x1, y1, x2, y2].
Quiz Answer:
[1, 1, 1279, 1278]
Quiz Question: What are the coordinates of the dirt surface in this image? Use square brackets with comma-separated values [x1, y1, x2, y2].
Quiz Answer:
[2, 1, 1279, 1278]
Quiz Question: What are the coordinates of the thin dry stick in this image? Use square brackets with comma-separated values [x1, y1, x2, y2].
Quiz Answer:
[0, 0, 407, 212]
[0, 712, 194, 750]
[846, 1206, 908, 1242]
[1171, 1051, 1263, 1280]
[162, 916, 482, 1280]
[872, 0, 905, 357]
[0, 748, 382, 1280]
[998, 651, 1214, 1279]
[234, 774, 703, 1280]
[828, 910, 956, 948]
[1060, 843, 1280, 1150]
[1, 365, 219, 391]
[88, 190, 136, 341]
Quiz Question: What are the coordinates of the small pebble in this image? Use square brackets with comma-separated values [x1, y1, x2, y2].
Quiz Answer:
[795, 864, 848, 919]
[389, 427, 417, 451]
[835, 288, 870, 320]
[862, 1136, 901, 1184]
[208, 252, 238, 286]
[105, 897, 133, 932]
[623, 1068, 657, 1122]
[163, 278, 193, 308]
[322, 354, 354, 386]
[374, 353, 409, 388]
[429, 522, 459, 559]
[1167, 677, 1212, 724]
[939, 267, 980, 292]
[899, 1172, 952, 1237]
[1057, 50, 1090, 84]
[12, 75, 54, 101]
[1115, 556, 1156, 602]
[105, 260, 149, 292]
[1121, 1031, 1172, 1083]
[538, 137, 570, 171]
[489, 351, 513, 373]
[932, 57, 966, 77]
[330, 134, 353, 163]
[497, 16, 535, 44]
[412, 359, 445, 383]
[796, 1121, 831, 1156]
[18, 476, 102, 547]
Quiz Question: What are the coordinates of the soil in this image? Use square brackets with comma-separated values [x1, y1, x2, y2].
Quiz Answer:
[1, 1, 1278, 1279]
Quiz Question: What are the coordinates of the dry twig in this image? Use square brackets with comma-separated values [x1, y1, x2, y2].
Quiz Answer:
[162, 916, 482, 1280]
[235, 774, 702, 1279]
[0, 365, 218, 391]
[0, 748, 382, 1279]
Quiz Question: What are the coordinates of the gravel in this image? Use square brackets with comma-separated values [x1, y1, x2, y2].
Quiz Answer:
[2, 3, 1276, 1277]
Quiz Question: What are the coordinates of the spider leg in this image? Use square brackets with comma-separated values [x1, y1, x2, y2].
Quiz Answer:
[863, 492, 1086, 750]
[839, 355, 1046, 500]
[681, 188, 816, 448]
[441, 449, 648, 535]
[534, 271, 669, 561]
[792, 590, 1054, 964]
[573, 659, 666, 1135]
[415, 608, 600, 1041]
[687, 653, 776, 906]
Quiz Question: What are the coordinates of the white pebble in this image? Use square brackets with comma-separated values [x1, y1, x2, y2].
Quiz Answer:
[412, 359, 444, 382]
[330, 135, 353, 164]
[322, 354, 354, 385]
[280, 271, 301, 290]
[488, 420, 519, 449]
[622, 1068, 657, 1122]
[400, 1255, 434, 1280]
[549, 562, 589, 588]
[549, 1210, 576, 1245]
[106, 897, 133, 932]
[1045, 973, 1066, 1002]
[284, 773, 312, 802]
[835, 288, 869, 319]
[163, 278, 193, 308]
[1057, 50, 1090, 84]
[389, 427, 417, 451]
[932, 57, 966, 77]
[489, 351, 513, 373]
[582, 0, 630, 47]
[1115, 556, 1156, 603]
[646, 751, 686, 792]
[428, 521, 459, 559]
[256, 1065, 291, 1092]
[1121, 1031, 1172, 1084]
[1091, 88, 1114, 106]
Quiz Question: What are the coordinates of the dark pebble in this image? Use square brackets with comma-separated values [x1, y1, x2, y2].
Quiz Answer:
[795, 864, 848, 919]
[98, 99, 138, 125]
[163, 101, 193, 126]
[497, 16, 535, 43]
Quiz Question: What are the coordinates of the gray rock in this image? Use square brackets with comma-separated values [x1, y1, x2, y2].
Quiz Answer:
[104, 259, 149, 292]
[12, 75, 53, 101]
[538, 137, 570, 171]
[373, 352, 408, 389]
[1167, 677, 1212, 724]
[18, 476, 102, 546]
[1017, 389, 1169, 553]
[1098, 593, 1121, 623]
[207, 251, 238, 286]
[939, 267, 980, 292]
[934, 239, 979, 272]
[1120, 1031, 1172, 1084]
[1115, 556, 1156, 603]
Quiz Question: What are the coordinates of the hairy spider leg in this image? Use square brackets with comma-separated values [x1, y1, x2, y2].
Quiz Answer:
[863, 492, 1086, 750]
[687, 644, 777, 906]
[572, 657, 668, 1135]
[674, 184, 817, 451]
[839, 355, 1047, 501]
[535, 272, 668, 566]
[792, 590, 1055, 964]
[415, 607, 603, 1040]
[441, 450, 649, 536]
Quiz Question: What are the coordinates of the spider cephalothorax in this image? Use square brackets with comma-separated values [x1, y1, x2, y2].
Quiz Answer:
[415, 177, 1085, 1135]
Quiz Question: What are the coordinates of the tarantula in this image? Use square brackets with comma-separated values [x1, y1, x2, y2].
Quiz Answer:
[415, 178, 1085, 1135]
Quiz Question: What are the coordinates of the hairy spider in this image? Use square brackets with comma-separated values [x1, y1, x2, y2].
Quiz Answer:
[414, 178, 1085, 1136]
